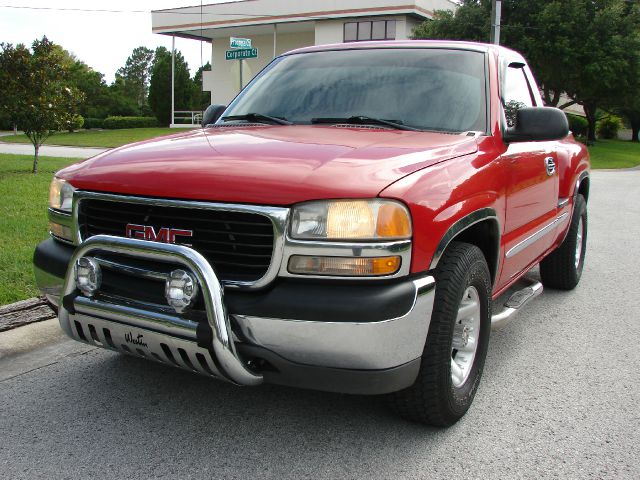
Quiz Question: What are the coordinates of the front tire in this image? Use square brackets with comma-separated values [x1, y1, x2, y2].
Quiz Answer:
[540, 194, 587, 290]
[388, 242, 491, 427]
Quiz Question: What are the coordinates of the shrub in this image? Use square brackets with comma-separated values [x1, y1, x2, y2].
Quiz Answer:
[566, 113, 588, 137]
[597, 115, 623, 139]
[102, 116, 159, 129]
[83, 117, 104, 129]
[66, 114, 84, 132]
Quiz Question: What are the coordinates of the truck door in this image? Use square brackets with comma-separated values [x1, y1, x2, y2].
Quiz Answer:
[500, 63, 559, 281]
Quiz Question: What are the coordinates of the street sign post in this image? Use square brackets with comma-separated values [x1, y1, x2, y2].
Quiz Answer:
[225, 47, 259, 90]
[230, 37, 252, 49]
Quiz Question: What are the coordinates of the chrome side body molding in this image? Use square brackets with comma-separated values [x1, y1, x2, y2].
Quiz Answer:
[505, 213, 569, 259]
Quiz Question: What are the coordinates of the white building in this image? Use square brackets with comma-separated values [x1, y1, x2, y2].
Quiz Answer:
[151, 0, 457, 126]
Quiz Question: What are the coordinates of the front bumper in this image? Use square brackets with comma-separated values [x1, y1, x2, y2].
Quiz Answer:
[34, 237, 436, 394]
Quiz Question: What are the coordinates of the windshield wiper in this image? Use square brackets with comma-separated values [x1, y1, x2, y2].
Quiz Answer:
[311, 115, 421, 131]
[221, 113, 293, 126]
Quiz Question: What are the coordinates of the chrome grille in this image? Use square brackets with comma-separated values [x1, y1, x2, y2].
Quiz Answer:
[77, 198, 275, 282]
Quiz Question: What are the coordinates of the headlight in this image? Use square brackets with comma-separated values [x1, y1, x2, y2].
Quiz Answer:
[48, 177, 76, 212]
[290, 200, 411, 241]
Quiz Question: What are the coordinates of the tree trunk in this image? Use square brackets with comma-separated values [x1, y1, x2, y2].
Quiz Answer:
[631, 120, 639, 143]
[542, 88, 561, 107]
[583, 102, 597, 144]
[32, 144, 39, 174]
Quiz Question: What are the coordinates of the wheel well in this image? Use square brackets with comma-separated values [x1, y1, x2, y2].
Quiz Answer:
[577, 176, 590, 202]
[446, 220, 500, 285]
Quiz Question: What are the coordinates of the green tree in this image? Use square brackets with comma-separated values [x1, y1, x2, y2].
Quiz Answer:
[544, 0, 640, 142]
[108, 75, 142, 116]
[412, 0, 491, 42]
[0, 37, 83, 173]
[148, 47, 196, 125]
[68, 60, 112, 119]
[612, 2, 640, 142]
[36, 42, 113, 120]
[116, 46, 154, 108]
[412, 0, 640, 143]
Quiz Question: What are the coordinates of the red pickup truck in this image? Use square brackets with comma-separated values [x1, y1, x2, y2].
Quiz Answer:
[35, 40, 590, 426]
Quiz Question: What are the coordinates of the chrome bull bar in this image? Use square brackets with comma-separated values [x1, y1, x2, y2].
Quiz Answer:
[58, 234, 263, 386]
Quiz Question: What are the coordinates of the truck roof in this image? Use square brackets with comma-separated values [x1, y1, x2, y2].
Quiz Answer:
[284, 40, 523, 60]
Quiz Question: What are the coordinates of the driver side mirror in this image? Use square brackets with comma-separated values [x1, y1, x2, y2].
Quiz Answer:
[503, 107, 569, 143]
[202, 104, 227, 127]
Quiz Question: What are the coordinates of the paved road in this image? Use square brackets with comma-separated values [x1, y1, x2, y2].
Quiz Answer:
[0, 141, 107, 158]
[1, 170, 639, 479]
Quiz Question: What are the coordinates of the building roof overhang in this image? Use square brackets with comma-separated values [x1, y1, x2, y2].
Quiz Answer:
[151, 0, 454, 39]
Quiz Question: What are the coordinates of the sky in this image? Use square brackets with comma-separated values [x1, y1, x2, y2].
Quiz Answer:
[0, 1, 229, 83]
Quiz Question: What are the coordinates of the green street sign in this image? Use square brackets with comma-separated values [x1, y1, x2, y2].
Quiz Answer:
[230, 37, 252, 49]
[225, 48, 258, 60]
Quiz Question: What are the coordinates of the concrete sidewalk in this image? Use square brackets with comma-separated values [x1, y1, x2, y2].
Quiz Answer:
[0, 140, 108, 159]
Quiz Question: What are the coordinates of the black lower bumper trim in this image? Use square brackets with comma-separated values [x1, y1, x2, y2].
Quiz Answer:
[238, 344, 421, 395]
[34, 238, 74, 279]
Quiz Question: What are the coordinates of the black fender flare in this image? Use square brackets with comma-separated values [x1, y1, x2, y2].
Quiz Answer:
[429, 207, 501, 287]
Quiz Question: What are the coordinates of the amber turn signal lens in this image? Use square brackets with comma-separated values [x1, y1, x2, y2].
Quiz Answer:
[371, 256, 402, 275]
[376, 204, 412, 238]
[288, 255, 401, 276]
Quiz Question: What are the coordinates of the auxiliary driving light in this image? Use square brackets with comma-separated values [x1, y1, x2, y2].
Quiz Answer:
[165, 269, 199, 313]
[74, 257, 102, 297]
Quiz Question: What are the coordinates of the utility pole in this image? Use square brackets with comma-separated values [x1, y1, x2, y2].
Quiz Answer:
[490, 0, 502, 45]
[171, 35, 175, 126]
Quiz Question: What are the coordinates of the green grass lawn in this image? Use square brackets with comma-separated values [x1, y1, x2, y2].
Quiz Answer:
[0, 128, 189, 148]
[587, 139, 640, 169]
[0, 154, 77, 304]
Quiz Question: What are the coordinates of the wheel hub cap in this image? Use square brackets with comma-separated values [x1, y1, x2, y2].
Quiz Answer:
[451, 286, 481, 388]
[575, 217, 584, 269]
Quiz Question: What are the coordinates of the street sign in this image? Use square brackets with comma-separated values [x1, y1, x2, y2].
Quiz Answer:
[230, 37, 252, 49]
[225, 48, 258, 61]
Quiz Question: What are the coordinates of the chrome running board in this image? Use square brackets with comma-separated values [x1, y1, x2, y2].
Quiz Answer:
[491, 278, 543, 329]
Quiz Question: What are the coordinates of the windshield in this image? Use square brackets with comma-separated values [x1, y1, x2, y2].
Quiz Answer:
[223, 48, 487, 133]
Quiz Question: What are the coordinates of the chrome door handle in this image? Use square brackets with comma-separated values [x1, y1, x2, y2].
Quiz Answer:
[544, 157, 556, 176]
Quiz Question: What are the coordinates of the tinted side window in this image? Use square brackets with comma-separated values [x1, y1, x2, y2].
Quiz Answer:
[503, 66, 534, 127]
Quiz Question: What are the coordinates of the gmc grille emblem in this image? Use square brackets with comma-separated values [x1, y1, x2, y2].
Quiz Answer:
[125, 224, 193, 245]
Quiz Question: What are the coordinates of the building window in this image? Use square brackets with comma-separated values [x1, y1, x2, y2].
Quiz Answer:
[344, 20, 396, 42]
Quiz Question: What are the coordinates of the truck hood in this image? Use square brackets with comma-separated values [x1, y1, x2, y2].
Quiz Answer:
[59, 126, 478, 205]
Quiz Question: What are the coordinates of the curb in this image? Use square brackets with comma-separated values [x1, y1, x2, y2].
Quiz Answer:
[594, 165, 640, 172]
[0, 297, 56, 333]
